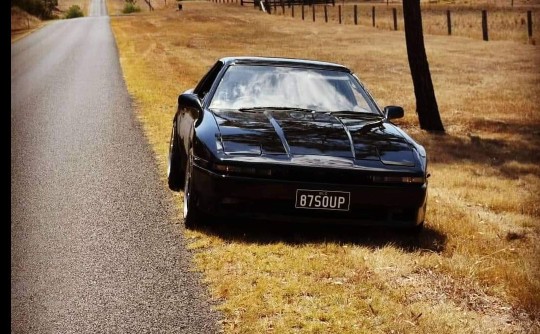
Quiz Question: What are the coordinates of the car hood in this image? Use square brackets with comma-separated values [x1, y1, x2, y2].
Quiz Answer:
[211, 109, 418, 167]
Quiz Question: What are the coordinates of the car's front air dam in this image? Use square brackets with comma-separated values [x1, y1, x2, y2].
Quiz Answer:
[191, 164, 427, 227]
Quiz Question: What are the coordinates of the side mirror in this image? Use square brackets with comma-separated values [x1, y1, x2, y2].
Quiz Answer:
[384, 106, 404, 120]
[178, 93, 202, 122]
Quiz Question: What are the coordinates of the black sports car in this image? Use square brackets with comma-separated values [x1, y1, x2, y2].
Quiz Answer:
[168, 57, 428, 230]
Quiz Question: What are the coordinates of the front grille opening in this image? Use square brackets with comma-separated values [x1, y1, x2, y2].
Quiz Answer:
[215, 199, 418, 223]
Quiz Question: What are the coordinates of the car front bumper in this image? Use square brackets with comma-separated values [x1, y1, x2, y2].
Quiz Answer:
[191, 164, 427, 227]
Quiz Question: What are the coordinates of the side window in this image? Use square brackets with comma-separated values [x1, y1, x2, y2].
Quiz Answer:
[193, 61, 223, 99]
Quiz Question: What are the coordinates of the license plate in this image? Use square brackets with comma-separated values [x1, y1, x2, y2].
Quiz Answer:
[295, 189, 350, 211]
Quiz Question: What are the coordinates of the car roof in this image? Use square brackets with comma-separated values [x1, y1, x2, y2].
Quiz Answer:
[219, 56, 351, 72]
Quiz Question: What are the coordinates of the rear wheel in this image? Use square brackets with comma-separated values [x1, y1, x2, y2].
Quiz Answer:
[167, 122, 184, 191]
[414, 221, 425, 232]
[405, 221, 424, 237]
[183, 149, 202, 229]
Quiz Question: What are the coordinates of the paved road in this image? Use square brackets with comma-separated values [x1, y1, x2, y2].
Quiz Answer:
[11, 1, 220, 332]
[89, 0, 107, 16]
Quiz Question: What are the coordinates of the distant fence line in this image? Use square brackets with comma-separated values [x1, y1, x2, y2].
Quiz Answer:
[209, 0, 536, 43]
[239, 0, 334, 7]
[210, 0, 403, 4]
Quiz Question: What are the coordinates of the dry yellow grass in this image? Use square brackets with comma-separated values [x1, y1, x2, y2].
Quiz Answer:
[56, 0, 91, 15]
[268, 2, 540, 43]
[106, 0, 125, 15]
[107, 0, 170, 15]
[110, 2, 540, 332]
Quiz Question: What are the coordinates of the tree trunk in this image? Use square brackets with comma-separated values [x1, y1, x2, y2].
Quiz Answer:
[402, 0, 444, 132]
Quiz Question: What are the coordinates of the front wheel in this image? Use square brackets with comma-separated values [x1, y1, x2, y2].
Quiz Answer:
[168, 122, 184, 191]
[183, 149, 202, 229]
[405, 221, 425, 237]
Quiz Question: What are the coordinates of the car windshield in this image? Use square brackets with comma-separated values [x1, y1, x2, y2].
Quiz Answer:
[208, 64, 380, 114]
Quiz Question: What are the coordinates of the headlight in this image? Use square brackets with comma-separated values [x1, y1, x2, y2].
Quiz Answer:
[212, 163, 273, 177]
[371, 176, 425, 184]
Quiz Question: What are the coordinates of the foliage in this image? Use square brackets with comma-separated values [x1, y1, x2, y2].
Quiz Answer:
[11, 0, 57, 19]
[122, 0, 141, 14]
[64, 5, 83, 19]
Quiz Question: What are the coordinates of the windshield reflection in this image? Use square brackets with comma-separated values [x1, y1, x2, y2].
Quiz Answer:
[209, 65, 378, 113]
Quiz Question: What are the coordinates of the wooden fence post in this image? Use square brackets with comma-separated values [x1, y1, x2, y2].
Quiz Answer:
[292, 4, 294, 17]
[392, 8, 397, 30]
[372, 6, 375, 27]
[528, 10, 533, 39]
[338, 5, 342, 24]
[447, 10, 451, 35]
[354, 5, 357, 25]
[312, 5, 315, 21]
[324, 5, 328, 22]
[482, 10, 488, 41]
[302, 4, 305, 20]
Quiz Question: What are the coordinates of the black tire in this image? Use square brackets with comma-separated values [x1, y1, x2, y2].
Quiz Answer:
[405, 221, 425, 237]
[168, 122, 184, 191]
[183, 149, 202, 229]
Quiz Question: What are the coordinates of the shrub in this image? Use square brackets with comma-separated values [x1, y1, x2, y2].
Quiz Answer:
[122, 2, 141, 14]
[64, 5, 83, 19]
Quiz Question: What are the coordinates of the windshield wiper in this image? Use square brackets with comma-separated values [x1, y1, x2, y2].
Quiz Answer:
[325, 110, 381, 117]
[358, 119, 384, 131]
[239, 107, 315, 113]
[326, 111, 384, 132]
